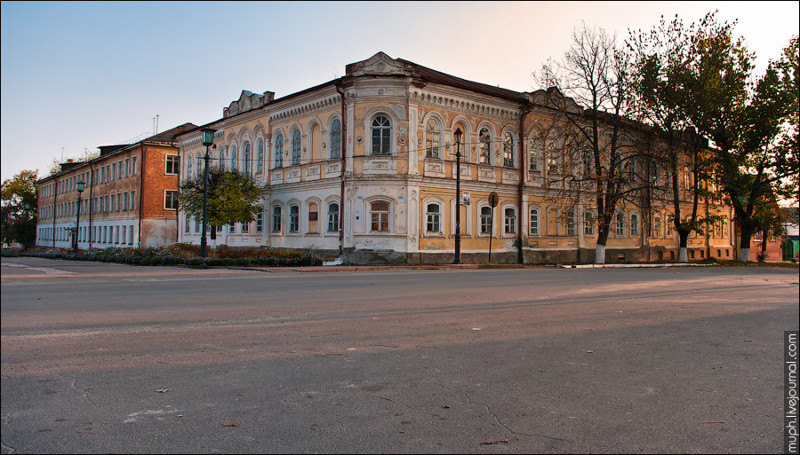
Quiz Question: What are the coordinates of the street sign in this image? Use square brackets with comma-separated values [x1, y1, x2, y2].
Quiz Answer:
[489, 192, 499, 208]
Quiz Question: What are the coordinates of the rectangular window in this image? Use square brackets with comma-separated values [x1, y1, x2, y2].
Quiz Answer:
[129, 225, 134, 244]
[117, 193, 122, 212]
[185, 215, 191, 233]
[370, 202, 389, 232]
[481, 206, 493, 235]
[166, 155, 180, 174]
[194, 217, 200, 233]
[272, 207, 282, 233]
[129, 191, 135, 210]
[328, 203, 339, 232]
[123, 193, 128, 211]
[289, 206, 299, 233]
[242, 222, 249, 233]
[584, 212, 594, 235]
[615, 213, 625, 237]
[530, 209, 539, 235]
[112, 162, 117, 181]
[567, 211, 576, 236]
[256, 211, 264, 233]
[426, 204, 440, 233]
[131, 157, 137, 175]
[504, 208, 516, 234]
[125, 158, 130, 177]
[165, 191, 179, 210]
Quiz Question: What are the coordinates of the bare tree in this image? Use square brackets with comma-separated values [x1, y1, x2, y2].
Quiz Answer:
[535, 23, 650, 264]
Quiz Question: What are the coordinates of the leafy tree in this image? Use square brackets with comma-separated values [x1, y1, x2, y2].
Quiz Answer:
[1, 170, 38, 248]
[179, 169, 265, 239]
[535, 23, 649, 264]
[627, 14, 723, 262]
[688, 24, 798, 261]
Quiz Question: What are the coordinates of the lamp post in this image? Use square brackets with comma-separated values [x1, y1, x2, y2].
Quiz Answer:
[200, 128, 217, 258]
[453, 128, 463, 264]
[23, 202, 30, 251]
[74, 181, 85, 253]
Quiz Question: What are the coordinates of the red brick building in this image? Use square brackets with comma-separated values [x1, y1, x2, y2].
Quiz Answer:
[35, 124, 196, 249]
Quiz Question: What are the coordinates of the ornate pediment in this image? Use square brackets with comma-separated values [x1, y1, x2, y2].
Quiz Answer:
[345, 52, 417, 78]
[224, 90, 274, 118]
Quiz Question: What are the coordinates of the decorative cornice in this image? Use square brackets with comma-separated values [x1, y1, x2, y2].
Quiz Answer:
[269, 95, 341, 123]
[411, 89, 520, 121]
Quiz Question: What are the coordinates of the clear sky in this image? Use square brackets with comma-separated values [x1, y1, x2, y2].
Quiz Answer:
[2, 1, 798, 183]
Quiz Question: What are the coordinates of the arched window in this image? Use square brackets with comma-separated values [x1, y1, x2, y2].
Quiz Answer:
[195, 155, 202, 179]
[186, 154, 193, 181]
[615, 213, 626, 237]
[503, 132, 514, 167]
[274, 134, 284, 168]
[584, 211, 595, 235]
[479, 128, 491, 164]
[529, 138, 540, 172]
[630, 213, 639, 236]
[454, 123, 468, 162]
[426, 203, 441, 233]
[372, 116, 391, 155]
[257, 139, 264, 173]
[289, 205, 299, 232]
[230, 145, 238, 172]
[425, 118, 440, 158]
[481, 206, 492, 234]
[547, 139, 561, 175]
[653, 214, 662, 237]
[566, 210, 576, 236]
[243, 142, 251, 174]
[327, 202, 339, 232]
[370, 201, 390, 231]
[529, 208, 539, 235]
[219, 148, 226, 171]
[504, 207, 516, 234]
[291, 130, 301, 165]
[329, 119, 342, 159]
[272, 206, 282, 233]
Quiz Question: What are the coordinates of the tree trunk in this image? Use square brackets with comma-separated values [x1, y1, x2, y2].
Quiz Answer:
[594, 244, 606, 264]
[737, 230, 752, 262]
[758, 229, 768, 262]
[677, 229, 689, 263]
[594, 212, 612, 265]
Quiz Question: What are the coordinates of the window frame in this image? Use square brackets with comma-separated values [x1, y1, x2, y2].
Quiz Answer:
[166, 155, 180, 175]
[371, 115, 392, 156]
[164, 190, 179, 210]
[370, 200, 391, 232]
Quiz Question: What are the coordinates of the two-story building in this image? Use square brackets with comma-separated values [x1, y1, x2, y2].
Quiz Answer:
[176, 52, 734, 264]
[35, 124, 196, 250]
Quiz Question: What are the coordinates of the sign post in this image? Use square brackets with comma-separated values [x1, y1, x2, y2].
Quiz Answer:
[488, 192, 499, 264]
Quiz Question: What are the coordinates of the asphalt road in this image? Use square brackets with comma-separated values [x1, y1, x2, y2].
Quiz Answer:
[2, 257, 798, 453]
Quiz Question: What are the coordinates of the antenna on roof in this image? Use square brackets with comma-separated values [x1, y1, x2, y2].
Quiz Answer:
[153, 115, 159, 135]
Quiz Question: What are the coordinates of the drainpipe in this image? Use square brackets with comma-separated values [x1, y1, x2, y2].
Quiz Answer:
[517, 106, 528, 264]
[138, 144, 145, 248]
[336, 83, 347, 256]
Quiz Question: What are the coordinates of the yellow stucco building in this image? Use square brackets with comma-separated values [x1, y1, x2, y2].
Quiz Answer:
[176, 52, 734, 264]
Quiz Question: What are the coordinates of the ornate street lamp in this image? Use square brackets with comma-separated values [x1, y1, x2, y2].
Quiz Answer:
[74, 181, 85, 253]
[453, 128, 463, 264]
[200, 127, 217, 258]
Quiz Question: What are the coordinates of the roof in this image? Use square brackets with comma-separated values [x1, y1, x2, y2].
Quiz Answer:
[396, 57, 527, 103]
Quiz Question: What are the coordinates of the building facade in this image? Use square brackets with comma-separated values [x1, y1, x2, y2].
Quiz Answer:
[35, 124, 195, 250]
[177, 52, 734, 264]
